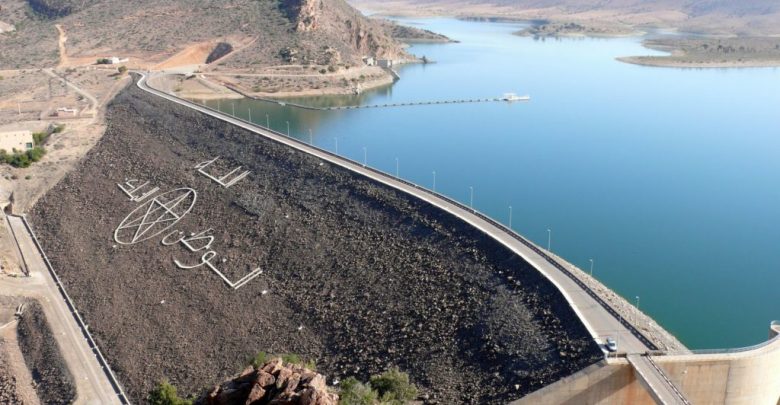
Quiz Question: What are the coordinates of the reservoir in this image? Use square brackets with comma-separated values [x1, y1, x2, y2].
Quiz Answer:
[205, 18, 780, 350]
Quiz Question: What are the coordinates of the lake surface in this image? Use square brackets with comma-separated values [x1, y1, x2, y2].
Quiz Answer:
[205, 18, 780, 350]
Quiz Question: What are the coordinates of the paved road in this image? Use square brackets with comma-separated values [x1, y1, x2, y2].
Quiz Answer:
[2, 216, 121, 405]
[138, 73, 655, 354]
[627, 354, 690, 405]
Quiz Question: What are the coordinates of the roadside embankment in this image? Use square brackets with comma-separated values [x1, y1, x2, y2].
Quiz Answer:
[16, 300, 76, 405]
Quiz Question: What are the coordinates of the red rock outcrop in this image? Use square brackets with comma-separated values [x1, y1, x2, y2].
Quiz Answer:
[198, 358, 338, 405]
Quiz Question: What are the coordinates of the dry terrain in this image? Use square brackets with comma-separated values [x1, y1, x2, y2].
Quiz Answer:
[350, 0, 780, 67]
[619, 36, 780, 68]
[28, 79, 603, 404]
[0, 67, 129, 213]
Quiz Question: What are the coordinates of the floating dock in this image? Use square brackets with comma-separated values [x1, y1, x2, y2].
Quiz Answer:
[225, 85, 529, 111]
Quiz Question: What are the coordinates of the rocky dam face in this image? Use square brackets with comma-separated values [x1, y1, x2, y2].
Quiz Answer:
[29, 79, 603, 404]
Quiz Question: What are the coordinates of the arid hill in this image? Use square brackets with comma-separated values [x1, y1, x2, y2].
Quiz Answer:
[0, 0, 413, 69]
[350, 0, 780, 36]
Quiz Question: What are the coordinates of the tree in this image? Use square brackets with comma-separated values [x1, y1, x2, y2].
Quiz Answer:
[118, 65, 128, 75]
[370, 368, 418, 404]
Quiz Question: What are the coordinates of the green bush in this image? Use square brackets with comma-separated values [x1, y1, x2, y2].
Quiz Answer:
[149, 381, 192, 405]
[51, 124, 65, 133]
[1, 147, 46, 168]
[33, 131, 49, 145]
[97, 58, 111, 64]
[340, 377, 378, 405]
[339, 368, 418, 405]
[370, 368, 418, 404]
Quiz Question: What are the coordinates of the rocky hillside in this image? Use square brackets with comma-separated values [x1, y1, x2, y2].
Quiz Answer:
[349, 0, 780, 35]
[0, 0, 411, 69]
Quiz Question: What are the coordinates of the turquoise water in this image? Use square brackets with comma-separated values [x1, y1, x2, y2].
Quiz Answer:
[205, 18, 780, 350]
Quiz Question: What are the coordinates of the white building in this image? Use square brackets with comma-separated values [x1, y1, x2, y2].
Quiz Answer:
[0, 130, 34, 153]
[109, 56, 129, 64]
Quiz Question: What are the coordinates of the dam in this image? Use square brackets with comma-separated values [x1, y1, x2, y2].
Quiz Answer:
[142, 72, 780, 404]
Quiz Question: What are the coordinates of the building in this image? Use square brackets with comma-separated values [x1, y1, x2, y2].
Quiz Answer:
[0, 130, 34, 153]
[108, 56, 129, 64]
[363, 57, 376, 66]
[377, 59, 394, 68]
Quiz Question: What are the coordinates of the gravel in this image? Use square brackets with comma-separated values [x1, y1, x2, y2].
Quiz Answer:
[16, 300, 76, 405]
[29, 80, 602, 404]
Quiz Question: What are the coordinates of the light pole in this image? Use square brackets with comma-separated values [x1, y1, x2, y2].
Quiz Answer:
[334, 137, 338, 153]
[231, 102, 235, 116]
[469, 186, 474, 210]
[266, 114, 270, 128]
[432, 171, 437, 191]
[395, 157, 399, 177]
[589, 259, 594, 276]
[362, 147, 367, 166]
[248, 108, 252, 122]
[309, 128, 313, 145]
[508, 206, 513, 229]
[286, 121, 290, 136]
[547, 228, 552, 251]
[635, 296, 640, 324]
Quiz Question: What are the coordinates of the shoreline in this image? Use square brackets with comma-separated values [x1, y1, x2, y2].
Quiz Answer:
[617, 56, 780, 69]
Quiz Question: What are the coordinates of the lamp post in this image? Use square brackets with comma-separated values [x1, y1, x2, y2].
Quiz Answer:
[395, 157, 399, 177]
[231, 102, 235, 116]
[589, 258, 594, 276]
[363, 147, 367, 166]
[547, 228, 552, 251]
[469, 186, 474, 210]
[248, 108, 252, 123]
[509, 206, 513, 229]
[309, 129, 313, 145]
[432, 171, 437, 191]
[286, 121, 290, 136]
[635, 296, 640, 324]
[334, 137, 338, 153]
[266, 114, 269, 128]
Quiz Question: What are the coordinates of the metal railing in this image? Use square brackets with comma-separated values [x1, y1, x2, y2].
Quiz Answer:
[137, 73, 660, 352]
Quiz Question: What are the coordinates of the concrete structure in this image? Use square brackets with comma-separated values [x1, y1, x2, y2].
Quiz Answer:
[0, 130, 34, 153]
[513, 323, 780, 405]
[137, 73, 780, 405]
[108, 56, 129, 64]
[139, 72, 658, 354]
[377, 59, 394, 68]
[363, 56, 376, 66]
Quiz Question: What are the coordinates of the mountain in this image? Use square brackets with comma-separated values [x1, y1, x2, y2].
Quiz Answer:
[0, 0, 411, 69]
[348, 0, 780, 35]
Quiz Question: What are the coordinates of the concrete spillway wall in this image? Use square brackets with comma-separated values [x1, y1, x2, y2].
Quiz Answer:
[513, 323, 780, 405]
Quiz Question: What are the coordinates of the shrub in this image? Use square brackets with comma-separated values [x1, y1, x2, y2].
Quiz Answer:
[370, 368, 418, 404]
[327, 65, 337, 73]
[340, 377, 378, 405]
[250, 352, 316, 370]
[33, 131, 49, 145]
[118, 66, 128, 74]
[51, 124, 65, 133]
[149, 381, 192, 405]
[96, 58, 111, 64]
